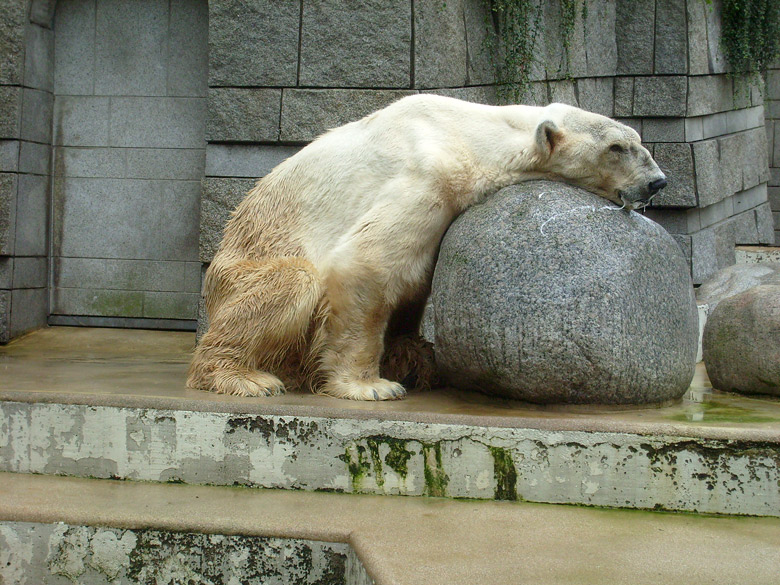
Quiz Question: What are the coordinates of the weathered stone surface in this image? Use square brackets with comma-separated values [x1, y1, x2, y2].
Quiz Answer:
[697, 262, 780, 312]
[205, 144, 300, 178]
[0, 256, 11, 288]
[20, 88, 54, 144]
[431, 181, 698, 404]
[423, 86, 498, 106]
[206, 88, 281, 142]
[0, 173, 17, 256]
[0, 86, 21, 139]
[414, 0, 467, 88]
[200, 177, 255, 262]
[463, 0, 494, 85]
[0, 522, 351, 585]
[687, 76, 733, 117]
[686, 0, 709, 75]
[691, 221, 736, 284]
[633, 76, 687, 117]
[9, 288, 46, 337]
[650, 143, 696, 208]
[300, 0, 410, 88]
[0, 289, 9, 342]
[24, 23, 54, 92]
[0, 140, 17, 172]
[756, 202, 776, 245]
[693, 138, 725, 207]
[583, 0, 618, 76]
[209, 0, 299, 87]
[613, 77, 633, 117]
[642, 119, 685, 143]
[615, 0, 654, 74]
[654, 0, 687, 74]
[0, 0, 25, 85]
[280, 89, 415, 143]
[704, 0, 728, 74]
[576, 77, 613, 117]
[703, 285, 780, 396]
[548, 80, 577, 107]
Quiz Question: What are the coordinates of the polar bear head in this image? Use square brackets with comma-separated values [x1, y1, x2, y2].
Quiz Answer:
[534, 103, 667, 209]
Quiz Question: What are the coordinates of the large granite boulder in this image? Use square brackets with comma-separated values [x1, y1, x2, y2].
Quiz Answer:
[431, 181, 699, 404]
[702, 285, 780, 397]
[696, 263, 780, 313]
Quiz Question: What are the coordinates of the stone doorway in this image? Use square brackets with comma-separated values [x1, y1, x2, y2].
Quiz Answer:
[48, 0, 207, 330]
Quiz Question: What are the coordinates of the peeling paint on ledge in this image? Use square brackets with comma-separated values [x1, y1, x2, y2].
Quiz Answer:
[0, 400, 778, 516]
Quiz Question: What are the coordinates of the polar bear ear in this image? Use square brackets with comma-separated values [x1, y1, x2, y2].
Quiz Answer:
[535, 120, 563, 157]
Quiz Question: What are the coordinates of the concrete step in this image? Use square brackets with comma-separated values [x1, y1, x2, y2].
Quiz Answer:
[2, 472, 779, 585]
[2, 327, 780, 517]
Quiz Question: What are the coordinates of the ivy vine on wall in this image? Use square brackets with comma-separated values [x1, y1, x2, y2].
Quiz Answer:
[719, 0, 780, 83]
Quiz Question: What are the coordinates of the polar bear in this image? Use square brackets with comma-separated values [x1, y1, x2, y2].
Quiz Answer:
[188, 94, 667, 401]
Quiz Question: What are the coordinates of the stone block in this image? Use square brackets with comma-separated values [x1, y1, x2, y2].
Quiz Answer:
[125, 148, 205, 181]
[199, 177, 255, 262]
[686, 0, 709, 75]
[24, 23, 54, 92]
[19, 141, 51, 176]
[733, 184, 768, 214]
[9, 287, 46, 337]
[650, 143, 696, 208]
[94, 0, 169, 96]
[768, 69, 780, 100]
[772, 168, 780, 188]
[615, 0, 654, 75]
[143, 291, 198, 319]
[717, 132, 745, 197]
[20, 89, 53, 144]
[29, 0, 56, 27]
[53, 0, 95, 95]
[423, 86, 499, 106]
[280, 89, 415, 143]
[548, 80, 577, 107]
[691, 221, 736, 285]
[109, 97, 207, 148]
[654, 0, 687, 74]
[742, 127, 768, 189]
[687, 76, 733, 117]
[644, 208, 700, 235]
[464, 0, 494, 85]
[756, 202, 776, 245]
[53, 96, 110, 147]
[576, 77, 613, 117]
[672, 234, 692, 272]
[0, 0, 25, 85]
[158, 180, 201, 262]
[0, 141, 18, 172]
[613, 77, 633, 117]
[300, 0, 410, 88]
[52, 287, 144, 317]
[0, 257, 11, 288]
[414, 0, 468, 88]
[770, 186, 780, 209]
[685, 117, 703, 142]
[633, 77, 687, 117]
[54, 257, 191, 292]
[54, 177, 160, 259]
[701, 111, 728, 139]
[544, 0, 587, 80]
[0, 289, 9, 342]
[15, 174, 49, 256]
[0, 86, 22, 139]
[583, 0, 618, 76]
[775, 122, 780, 168]
[0, 173, 17, 256]
[207, 88, 281, 143]
[168, 0, 209, 97]
[730, 209, 760, 245]
[642, 119, 685, 143]
[693, 138, 725, 207]
[205, 144, 299, 178]
[185, 261, 201, 293]
[767, 100, 780, 120]
[704, 0, 728, 74]
[698, 196, 733, 229]
[12, 256, 47, 289]
[53, 147, 126, 178]
[209, 0, 299, 87]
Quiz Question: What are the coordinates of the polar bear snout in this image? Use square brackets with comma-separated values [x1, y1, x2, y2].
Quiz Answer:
[648, 177, 667, 194]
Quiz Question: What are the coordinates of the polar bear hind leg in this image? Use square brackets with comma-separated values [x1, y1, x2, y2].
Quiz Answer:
[187, 256, 324, 397]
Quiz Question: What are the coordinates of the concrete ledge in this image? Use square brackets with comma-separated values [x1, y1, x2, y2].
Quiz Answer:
[1, 473, 779, 585]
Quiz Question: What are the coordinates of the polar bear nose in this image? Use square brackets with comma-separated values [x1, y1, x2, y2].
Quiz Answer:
[648, 178, 667, 194]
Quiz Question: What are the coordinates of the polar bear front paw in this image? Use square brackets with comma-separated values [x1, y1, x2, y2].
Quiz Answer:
[320, 378, 407, 401]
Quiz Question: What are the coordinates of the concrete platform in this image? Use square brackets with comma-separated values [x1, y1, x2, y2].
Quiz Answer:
[2, 327, 780, 515]
[2, 472, 779, 585]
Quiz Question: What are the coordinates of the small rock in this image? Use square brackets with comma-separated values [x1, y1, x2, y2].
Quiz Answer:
[702, 284, 780, 397]
[431, 181, 699, 404]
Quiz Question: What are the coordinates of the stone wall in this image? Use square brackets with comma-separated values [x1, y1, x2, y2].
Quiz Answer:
[0, 0, 776, 341]
[767, 60, 780, 244]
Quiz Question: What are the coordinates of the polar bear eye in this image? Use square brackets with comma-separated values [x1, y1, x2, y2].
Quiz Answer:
[609, 144, 626, 154]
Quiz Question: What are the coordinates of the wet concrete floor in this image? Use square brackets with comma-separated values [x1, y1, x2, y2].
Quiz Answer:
[1, 326, 779, 434]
